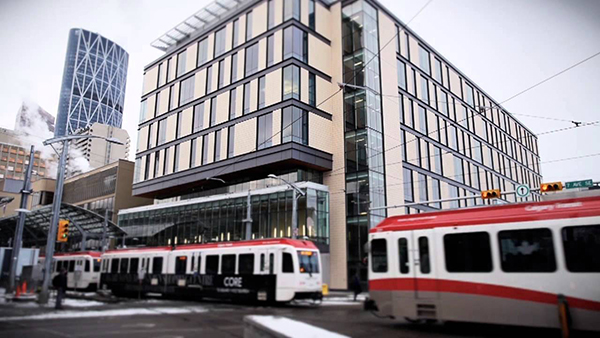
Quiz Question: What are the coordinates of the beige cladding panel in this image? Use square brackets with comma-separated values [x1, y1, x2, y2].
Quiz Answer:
[234, 118, 256, 156]
[216, 92, 229, 125]
[301, 0, 309, 26]
[206, 133, 215, 164]
[137, 126, 148, 152]
[193, 136, 203, 168]
[207, 32, 215, 63]
[145, 95, 156, 121]
[315, 77, 333, 115]
[158, 89, 169, 115]
[406, 132, 418, 166]
[186, 43, 197, 74]
[409, 35, 419, 66]
[143, 66, 158, 95]
[166, 114, 177, 143]
[300, 68, 309, 104]
[181, 107, 193, 136]
[223, 56, 231, 88]
[179, 140, 191, 171]
[238, 13, 246, 45]
[308, 114, 331, 154]
[171, 82, 180, 110]
[427, 110, 437, 141]
[219, 128, 228, 161]
[273, 30, 283, 65]
[271, 109, 281, 146]
[249, 80, 258, 113]
[308, 36, 330, 76]
[156, 150, 164, 178]
[449, 68, 461, 97]
[210, 65, 218, 93]
[195, 68, 206, 99]
[253, 1, 267, 39]
[225, 22, 233, 52]
[237, 48, 245, 78]
[265, 69, 282, 107]
[149, 123, 158, 149]
[315, 2, 331, 40]
[273, 0, 283, 26]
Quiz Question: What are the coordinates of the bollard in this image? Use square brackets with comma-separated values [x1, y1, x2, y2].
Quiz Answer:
[557, 294, 571, 338]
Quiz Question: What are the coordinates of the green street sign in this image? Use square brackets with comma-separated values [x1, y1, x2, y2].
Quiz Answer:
[565, 179, 593, 189]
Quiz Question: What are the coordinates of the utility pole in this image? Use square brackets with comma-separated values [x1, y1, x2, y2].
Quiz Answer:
[8, 146, 34, 293]
[267, 174, 305, 240]
[243, 190, 252, 240]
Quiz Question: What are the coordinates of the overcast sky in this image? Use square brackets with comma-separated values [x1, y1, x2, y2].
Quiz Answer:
[0, 0, 599, 184]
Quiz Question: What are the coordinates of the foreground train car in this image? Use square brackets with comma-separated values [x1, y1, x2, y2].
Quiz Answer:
[100, 238, 322, 303]
[368, 196, 600, 331]
[42, 251, 102, 290]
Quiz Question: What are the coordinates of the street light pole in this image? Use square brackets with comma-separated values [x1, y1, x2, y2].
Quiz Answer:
[8, 145, 35, 293]
[38, 134, 124, 304]
[268, 174, 305, 240]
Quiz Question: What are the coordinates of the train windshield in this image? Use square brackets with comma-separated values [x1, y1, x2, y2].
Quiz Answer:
[297, 251, 319, 274]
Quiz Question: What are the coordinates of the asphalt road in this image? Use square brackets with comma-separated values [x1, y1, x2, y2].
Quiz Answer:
[0, 299, 582, 338]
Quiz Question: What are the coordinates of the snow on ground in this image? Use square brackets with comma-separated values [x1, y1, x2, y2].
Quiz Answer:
[0, 306, 209, 321]
[321, 293, 367, 306]
[0, 288, 5, 304]
[247, 315, 349, 338]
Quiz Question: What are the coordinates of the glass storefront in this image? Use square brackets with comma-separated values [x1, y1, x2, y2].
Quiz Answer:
[118, 182, 329, 250]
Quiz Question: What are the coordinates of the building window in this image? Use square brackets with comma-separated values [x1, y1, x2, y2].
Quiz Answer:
[243, 83, 251, 115]
[448, 125, 457, 150]
[434, 58, 443, 84]
[444, 232, 493, 272]
[144, 154, 150, 180]
[157, 63, 163, 86]
[179, 76, 195, 105]
[267, 34, 275, 67]
[440, 91, 448, 116]
[214, 129, 222, 161]
[418, 106, 427, 134]
[193, 102, 204, 132]
[371, 239, 388, 273]
[284, 0, 300, 21]
[177, 50, 186, 77]
[258, 76, 266, 109]
[216, 60, 225, 89]
[162, 148, 169, 175]
[245, 43, 259, 76]
[454, 155, 464, 184]
[433, 145, 442, 174]
[419, 45, 430, 75]
[308, 73, 316, 106]
[228, 125, 235, 158]
[214, 27, 227, 57]
[403, 168, 413, 202]
[397, 59, 406, 90]
[202, 134, 209, 165]
[158, 118, 167, 145]
[420, 75, 429, 103]
[206, 65, 213, 93]
[197, 38, 208, 66]
[465, 83, 474, 107]
[246, 11, 253, 41]
[308, 0, 316, 30]
[210, 97, 217, 126]
[147, 123, 154, 148]
[282, 106, 307, 144]
[139, 100, 147, 122]
[232, 19, 240, 47]
[190, 138, 197, 167]
[229, 88, 237, 119]
[562, 225, 600, 272]
[418, 173, 428, 202]
[472, 139, 482, 163]
[154, 93, 160, 118]
[283, 65, 300, 100]
[169, 85, 177, 110]
[283, 26, 307, 62]
[268, 0, 275, 29]
[257, 112, 273, 150]
[231, 52, 238, 82]
[431, 178, 441, 208]
[498, 228, 556, 272]
[173, 144, 179, 172]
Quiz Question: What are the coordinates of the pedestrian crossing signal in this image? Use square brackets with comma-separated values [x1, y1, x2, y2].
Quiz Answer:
[481, 189, 501, 199]
[57, 220, 69, 242]
[541, 182, 563, 192]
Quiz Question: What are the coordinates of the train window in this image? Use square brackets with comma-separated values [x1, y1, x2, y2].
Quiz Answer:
[175, 256, 187, 274]
[239, 254, 255, 274]
[282, 253, 294, 273]
[68, 260, 75, 272]
[418, 237, 431, 274]
[398, 238, 409, 274]
[371, 239, 388, 273]
[130, 258, 139, 273]
[85, 260, 90, 272]
[120, 258, 129, 274]
[191, 256, 195, 273]
[56, 260, 63, 272]
[498, 228, 556, 272]
[269, 253, 274, 274]
[152, 257, 163, 274]
[298, 251, 319, 274]
[94, 259, 101, 272]
[206, 255, 219, 274]
[562, 225, 600, 272]
[260, 254, 265, 272]
[196, 255, 202, 273]
[444, 232, 492, 272]
[222, 255, 236, 274]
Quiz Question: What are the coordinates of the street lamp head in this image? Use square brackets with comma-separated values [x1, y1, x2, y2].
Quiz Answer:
[14, 208, 32, 214]
[267, 174, 277, 179]
[106, 137, 125, 145]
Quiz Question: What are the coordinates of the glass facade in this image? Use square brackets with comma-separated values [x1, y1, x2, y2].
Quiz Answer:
[55, 28, 128, 136]
[119, 184, 330, 248]
[342, 1, 386, 286]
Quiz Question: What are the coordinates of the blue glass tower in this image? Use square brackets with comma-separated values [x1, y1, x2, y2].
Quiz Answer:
[55, 28, 129, 136]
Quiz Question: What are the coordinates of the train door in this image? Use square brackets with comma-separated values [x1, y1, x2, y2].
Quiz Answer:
[411, 229, 438, 299]
[255, 248, 277, 301]
[392, 231, 415, 298]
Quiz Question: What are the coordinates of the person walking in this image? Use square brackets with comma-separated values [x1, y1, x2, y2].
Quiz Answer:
[350, 271, 362, 301]
[52, 268, 68, 310]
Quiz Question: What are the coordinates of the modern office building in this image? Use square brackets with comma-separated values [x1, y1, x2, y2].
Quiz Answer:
[69, 122, 130, 171]
[55, 28, 129, 137]
[129, 0, 541, 289]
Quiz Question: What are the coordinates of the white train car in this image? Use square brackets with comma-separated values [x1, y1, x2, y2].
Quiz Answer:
[45, 251, 102, 290]
[100, 239, 322, 302]
[367, 196, 600, 332]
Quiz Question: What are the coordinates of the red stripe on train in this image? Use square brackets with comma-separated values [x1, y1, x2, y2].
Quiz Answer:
[370, 278, 600, 311]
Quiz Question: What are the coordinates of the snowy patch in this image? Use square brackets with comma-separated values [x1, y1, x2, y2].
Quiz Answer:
[246, 315, 349, 338]
[0, 306, 209, 321]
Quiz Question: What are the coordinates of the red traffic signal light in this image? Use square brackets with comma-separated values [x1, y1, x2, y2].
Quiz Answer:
[541, 182, 563, 192]
[481, 189, 501, 199]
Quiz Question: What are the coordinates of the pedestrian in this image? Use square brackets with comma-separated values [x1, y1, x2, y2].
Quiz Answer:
[52, 268, 68, 310]
[351, 271, 362, 301]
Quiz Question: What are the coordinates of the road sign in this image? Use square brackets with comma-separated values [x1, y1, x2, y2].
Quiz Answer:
[516, 184, 531, 198]
[565, 179, 593, 189]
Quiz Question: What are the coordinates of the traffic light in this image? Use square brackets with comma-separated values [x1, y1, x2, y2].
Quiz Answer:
[481, 189, 501, 199]
[541, 182, 563, 192]
[57, 220, 69, 242]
